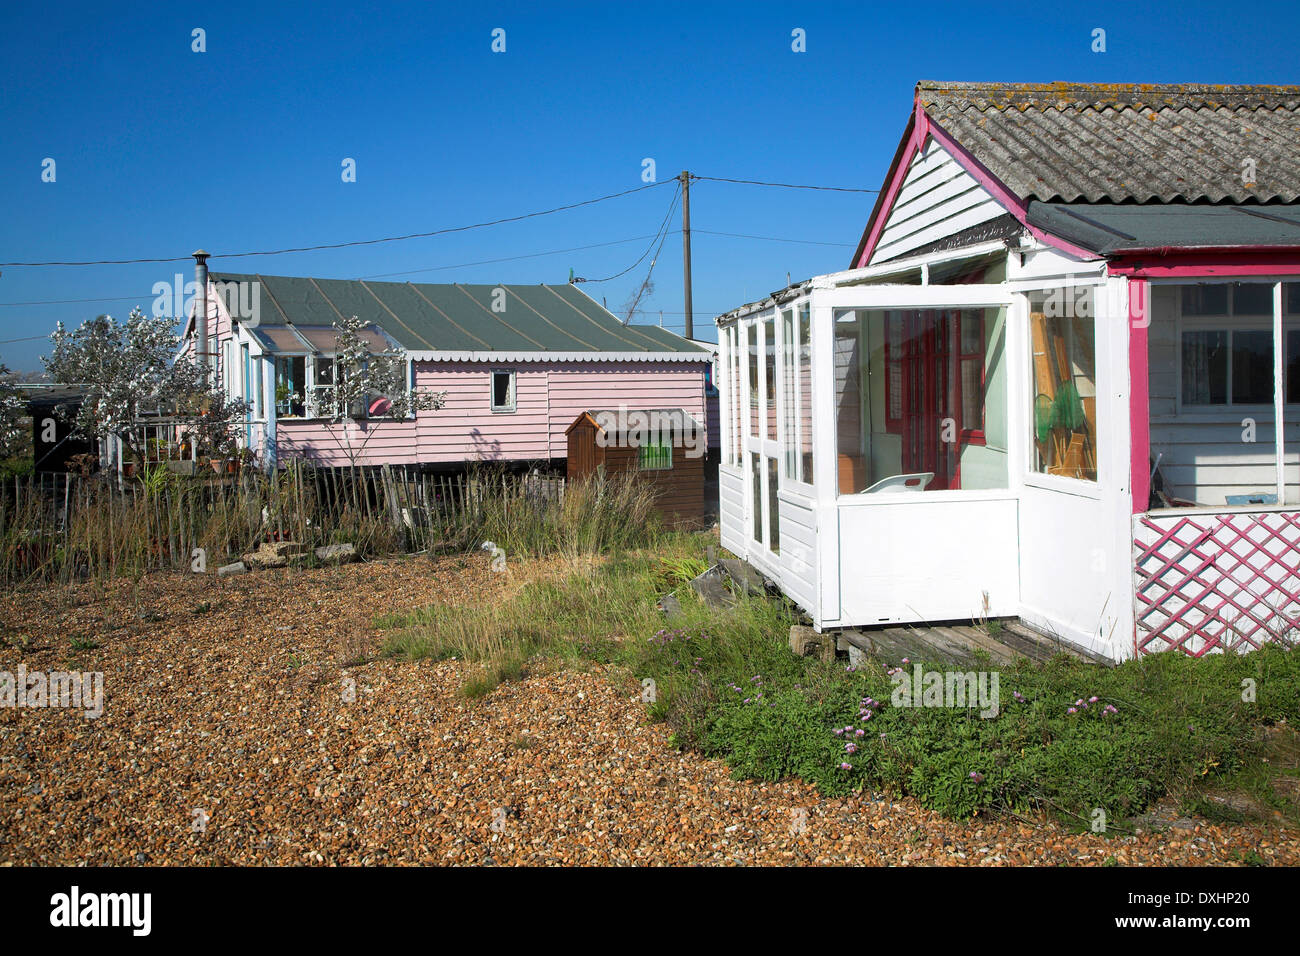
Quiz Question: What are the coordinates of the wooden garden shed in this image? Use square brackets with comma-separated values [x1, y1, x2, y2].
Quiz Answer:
[565, 408, 706, 526]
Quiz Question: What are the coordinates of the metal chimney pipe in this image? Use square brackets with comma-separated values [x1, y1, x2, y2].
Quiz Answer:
[193, 249, 210, 386]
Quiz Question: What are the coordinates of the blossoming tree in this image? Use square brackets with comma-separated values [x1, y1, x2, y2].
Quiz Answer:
[43, 308, 250, 471]
[0, 363, 26, 460]
[313, 315, 447, 468]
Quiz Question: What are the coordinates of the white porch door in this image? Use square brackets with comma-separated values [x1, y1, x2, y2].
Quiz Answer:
[808, 284, 1019, 627]
[1014, 278, 1131, 657]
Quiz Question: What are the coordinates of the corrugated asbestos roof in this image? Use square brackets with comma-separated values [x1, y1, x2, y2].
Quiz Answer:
[209, 273, 708, 357]
[1025, 201, 1300, 254]
[919, 81, 1300, 203]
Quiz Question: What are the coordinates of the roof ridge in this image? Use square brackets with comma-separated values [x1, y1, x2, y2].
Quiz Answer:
[920, 81, 1300, 116]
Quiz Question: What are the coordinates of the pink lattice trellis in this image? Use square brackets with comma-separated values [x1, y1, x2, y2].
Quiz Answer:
[1133, 511, 1300, 655]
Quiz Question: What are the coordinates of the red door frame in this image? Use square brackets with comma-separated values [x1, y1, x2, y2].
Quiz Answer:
[886, 308, 987, 490]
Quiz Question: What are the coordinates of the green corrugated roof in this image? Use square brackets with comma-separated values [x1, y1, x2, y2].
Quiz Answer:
[209, 273, 709, 355]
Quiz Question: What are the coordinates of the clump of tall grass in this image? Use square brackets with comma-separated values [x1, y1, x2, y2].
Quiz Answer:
[0, 463, 403, 585]
[380, 533, 790, 697]
[449, 467, 663, 559]
[0, 463, 665, 586]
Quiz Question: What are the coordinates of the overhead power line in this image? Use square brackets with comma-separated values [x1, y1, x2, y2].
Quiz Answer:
[694, 229, 854, 247]
[694, 174, 877, 193]
[0, 228, 841, 312]
[573, 183, 681, 284]
[0, 175, 871, 269]
[0, 180, 678, 268]
[358, 234, 662, 280]
[0, 295, 145, 308]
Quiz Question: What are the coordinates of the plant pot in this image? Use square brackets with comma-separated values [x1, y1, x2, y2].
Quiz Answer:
[122, 462, 137, 478]
[209, 459, 224, 474]
[225, 459, 240, 475]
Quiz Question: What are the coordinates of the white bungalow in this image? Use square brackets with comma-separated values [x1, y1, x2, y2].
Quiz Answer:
[715, 81, 1300, 662]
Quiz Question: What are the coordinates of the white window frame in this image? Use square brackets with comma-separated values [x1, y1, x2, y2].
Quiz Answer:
[1155, 277, 1291, 505]
[1174, 281, 1293, 413]
[490, 368, 516, 413]
[307, 354, 338, 419]
[785, 300, 815, 492]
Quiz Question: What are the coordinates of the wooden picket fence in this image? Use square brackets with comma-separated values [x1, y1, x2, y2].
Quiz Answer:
[0, 463, 565, 583]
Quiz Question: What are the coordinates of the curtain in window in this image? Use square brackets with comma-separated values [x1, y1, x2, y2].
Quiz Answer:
[1182, 333, 1212, 405]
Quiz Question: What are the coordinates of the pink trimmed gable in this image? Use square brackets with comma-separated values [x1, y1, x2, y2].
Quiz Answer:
[853, 109, 926, 268]
[854, 95, 1100, 267]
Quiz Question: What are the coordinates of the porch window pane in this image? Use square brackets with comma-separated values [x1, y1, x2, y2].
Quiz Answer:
[1231, 330, 1274, 405]
[275, 357, 305, 418]
[1151, 283, 1282, 508]
[311, 357, 337, 417]
[750, 452, 762, 542]
[1181, 284, 1228, 316]
[834, 307, 1006, 494]
[763, 315, 777, 441]
[782, 308, 797, 479]
[1029, 298, 1098, 482]
[748, 324, 760, 438]
[1181, 331, 1227, 405]
[1287, 328, 1300, 405]
[798, 303, 814, 486]
[730, 328, 742, 464]
[833, 311, 865, 493]
[767, 456, 780, 554]
[1232, 282, 1273, 316]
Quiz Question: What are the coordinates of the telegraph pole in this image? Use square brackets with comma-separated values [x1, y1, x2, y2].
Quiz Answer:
[680, 170, 693, 340]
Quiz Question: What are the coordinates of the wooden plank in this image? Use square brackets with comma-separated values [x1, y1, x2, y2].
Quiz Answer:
[906, 626, 984, 666]
[719, 558, 766, 595]
[1005, 620, 1110, 665]
[947, 625, 1024, 664]
[983, 622, 1056, 663]
[877, 627, 963, 665]
[934, 625, 1018, 665]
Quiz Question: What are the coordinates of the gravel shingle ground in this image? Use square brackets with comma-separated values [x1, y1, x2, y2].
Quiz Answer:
[1, 555, 1296, 866]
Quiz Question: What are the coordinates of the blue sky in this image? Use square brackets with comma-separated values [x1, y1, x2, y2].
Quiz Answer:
[2, 0, 1298, 370]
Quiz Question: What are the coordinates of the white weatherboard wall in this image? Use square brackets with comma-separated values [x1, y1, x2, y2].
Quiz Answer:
[778, 491, 818, 617]
[870, 136, 1005, 265]
[719, 466, 746, 556]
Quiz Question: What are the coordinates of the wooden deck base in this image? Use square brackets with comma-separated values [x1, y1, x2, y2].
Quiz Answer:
[837, 619, 1110, 667]
[714, 557, 1110, 667]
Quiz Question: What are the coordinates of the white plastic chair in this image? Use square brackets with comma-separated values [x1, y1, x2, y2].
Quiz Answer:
[859, 472, 934, 494]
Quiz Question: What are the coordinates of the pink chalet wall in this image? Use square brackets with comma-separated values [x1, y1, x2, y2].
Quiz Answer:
[273, 359, 706, 467]
[545, 361, 705, 457]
